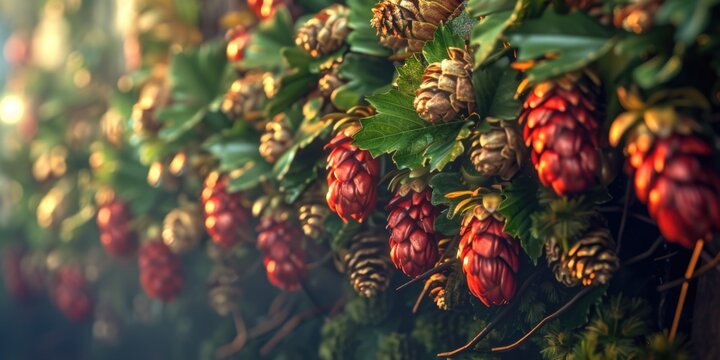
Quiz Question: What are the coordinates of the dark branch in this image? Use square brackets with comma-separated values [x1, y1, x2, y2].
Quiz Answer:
[396, 261, 453, 291]
[623, 236, 664, 267]
[657, 251, 720, 292]
[615, 179, 633, 253]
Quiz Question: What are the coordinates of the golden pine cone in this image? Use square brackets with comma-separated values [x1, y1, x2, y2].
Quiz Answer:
[344, 231, 392, 298]
[547, 226, 619, 287]
[469, 118, 524, 180]
[414, 47, 475, 123]
[295, 5, 350, 58]
[208, 265, 242, 316]
[297, 185, 330, 239]
[221, 72, 273, 128]
[162, 204, 203, 254]
[371, 0, 464, 52]
[259, 114, 293, 163]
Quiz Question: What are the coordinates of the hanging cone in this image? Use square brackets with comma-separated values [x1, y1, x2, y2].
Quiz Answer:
[468, 117, 525, 180]
[294, 4, 350, 58]
[414, 47, 475, 123]
[344, 231, 392, 298]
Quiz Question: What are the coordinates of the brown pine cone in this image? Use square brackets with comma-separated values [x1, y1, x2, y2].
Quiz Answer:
[256, 214, 306, 292]
[414, 47, 475, 123]
[201, 172, 252, 248]
[458, 197, 520, 307]
[295, 5, 350, 58]
[221, 71, 273, 128]
[344, 231, 392, 298]
[208, 265, 242, 316]
[319, 70, 346, 100]
[297, 185, 330, 239]
[162, 204, 203, 254]
[371, 0, 464, 52]
[422, 237, 452, 310]
[547, 226, 619, 287]
[469, 118, 525, 180]
[613, 0, 662, 34]
[518, 71, 603, 196]
[630, 134, 720, 249]
[545, 236, 578, 287]
[259, 114, 293, 164]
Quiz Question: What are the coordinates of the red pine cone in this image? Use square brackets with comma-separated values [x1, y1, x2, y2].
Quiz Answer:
[387, 187, 440, 278]
[138, 241, 183, 302]
[248, 0, 287, 20]
[325, 129, 380, 223]
[2, 247, 32, 300]
[96, 198, 137, 257]
[52, 266, 93, 322]
[519, 72, 602, 196]
[256, 216, 306, 291]
[226, 25, 250, 62]
[201, 172, 252, 248]
[458, 206, 520, 307]
[631, 134, 720, 248]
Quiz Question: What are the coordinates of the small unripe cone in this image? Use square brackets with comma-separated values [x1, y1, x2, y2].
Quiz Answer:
[162, 204, 203, 254]
[371, 0, 465, 52]
[226, 25, 250, 62]
[259, 114, 294, 163]
[208, 265, 242, 316]
[297, 185, 330, 239]
[221, 71, 273, 127]
[201, 171, 252, 248]
[458, 200, 519, 306]
[469, 118, 525, 180]
[52, 266, 93, 322]
[344, 231, 392, 297]
[387, 185, 440, 278]
[96, 198, 137, 257]
[546, 226, 619, 287]
[295, 5, 350, 58]
[138, 241, 183, 302]
[629, 133, 720, 248]
[256, 214, 306, 291]
[325, 107, 380, 223]
[319, 69, 346, 100]
[414, 47, 475, 123]
[518, 71, 603, 196]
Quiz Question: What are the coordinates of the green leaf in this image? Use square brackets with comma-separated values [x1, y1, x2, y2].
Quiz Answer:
[559, 285, 608, 329]
[203, 125, 272, 192]
[498, 173, 543, 263]
[326, 214, 361, 251]
[395, 56, 424, 96]
[473, 59, 521, 120]
[354, 91, 470, 171]
[423, 24, 466, 64]
[506, 10, 617, 83]
[265, 70, 319, 117]
[347, 0, 392, 57]
[468, 0, 523, 66]
[240, 8, 296, 70]
[435, 209, 461, 236]
[333, 53, 394, 110]
[655, 0, 720, 45]
[633, 53, 683, 89]
[279, 159, 321, 204]
[426, 121, 472, 171]
[428, 172, 468, 218]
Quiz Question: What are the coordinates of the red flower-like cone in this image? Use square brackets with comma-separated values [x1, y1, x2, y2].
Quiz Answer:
[248, 0, 288, 20]
[138, 241, 183, 302]
[96, 199, 137, 257]
[519, 72, 602, 196]
[631, 134, 720, 248]
[325, 129, 380, 223]
[226, 25, 250, 62]
[201, 172, 252, 248]
[3, 247, 32, 300]
[52, 266, 93, 322]
[458, 206, 520, 306]
[256, 216, 306, 291]
[387, 187, 440, 278]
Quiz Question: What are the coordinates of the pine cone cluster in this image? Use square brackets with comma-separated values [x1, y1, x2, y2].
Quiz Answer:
[221, 71, 272, 127]
[546, 227, 619, 287]
[325, 107, 380, 223]
[469, 117, 525, 180]
[295, 5, 350, 58]
[226, 25, 250, 62]
[208, 265, 242, 316]
[387, 185, 440, 278]
[297, 185, 330, 239]
[628, 133, 720, 248]
[52, 266, 93, 322]
[259, 114, 293, 163]
[344, 231, 392, 297]
[458, 199, 520, 306]
[201, 171, 252, 248]
[138, 241, 183, 302]
[162, 204, 203, 254]
[96, 196, 137, 257]
[414, 47, 475, 123]
[519, 71, 603, 196]
[256, 214, 306, 291]
[371, 0, 465, 52]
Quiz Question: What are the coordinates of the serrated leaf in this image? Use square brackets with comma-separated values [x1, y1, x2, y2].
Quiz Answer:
[473, 60, 521, 120]
[395, 56, 424, 96]
[333, 53, 394, 110]
[203, 125, 272, 192]
[346, 0, 392, 57]
[498, 174, 543, 263]
[468, 0, 523, 67]
[354, 91, 470, 170]
[506, 11, 617, 83]
[240, 8, 295, 70]
[423, 23, 467, 64]
[426, 121, 472, 171]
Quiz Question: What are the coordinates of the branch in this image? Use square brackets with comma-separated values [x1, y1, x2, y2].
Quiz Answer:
[669, 239, 705, 342]
[396, 261, 453, 291]
[259, 307, 324, 356]
[436, 270, 542, 358]
[412, 280, 432, 314]
[623, 236, 664, 267]
[657, 250, 720, 292]
[491, 286, 594, 353]
[615, 179, 633, 253]
[215, 310, 248, 359]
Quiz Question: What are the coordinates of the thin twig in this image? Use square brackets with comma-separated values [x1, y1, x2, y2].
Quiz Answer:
[657, 250, 720, 292]
[300, 281, 325, 311]
[615, 179, 633, 253]
[654, 251, 679, 262]
[669, 239, 704, 342]
[412, 281, 432, 314]
[597, 207, 655, 226]
[215, 310, 248, 359]
[248, 295, 292, 338]
[491, 286, 595, 353]
[396, 262, 453, 291]
[701, 251, 720, 272]
[623, 236, 664, 267]
[436, 270, 542, 358]
[259, 307, 324, 356]
[307, 252, 333, 270]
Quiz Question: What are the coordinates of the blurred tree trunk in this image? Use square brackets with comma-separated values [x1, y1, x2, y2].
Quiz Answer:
[692, 258, 720, 358]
